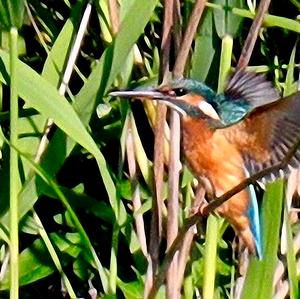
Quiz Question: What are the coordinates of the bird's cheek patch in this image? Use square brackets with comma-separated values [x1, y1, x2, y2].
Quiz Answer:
[181, 94, 204, 105]
[197, 100, 220, 120]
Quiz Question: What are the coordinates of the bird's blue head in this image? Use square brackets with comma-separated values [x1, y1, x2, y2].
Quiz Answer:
[109, 78, 225, 128]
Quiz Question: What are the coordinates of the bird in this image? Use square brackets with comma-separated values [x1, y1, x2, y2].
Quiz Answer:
[109, 70, 300, 258]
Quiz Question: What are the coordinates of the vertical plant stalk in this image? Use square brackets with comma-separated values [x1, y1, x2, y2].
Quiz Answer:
[173, 0, 207, 77]
[160, 0, 182, 298]
[147, 215, 200, 299]
[144, 103, 166, 296]
[218, 35, 233, 93]
[172, 0, 207, 293]
[237, 0, 271, 69]
[147, 1, 207, 298]
[145, 0, 173, 296]
[160, 0, 173, 82]
[172, 0, 182, 55]
[167, 110, 181, 299]
[126, 118, 148, 256]
[202, 216, 219, 299]
[166, 0, 183, 296]
[202, 35, 232, 299]
[9, 27, 20, 299]
[107, 1, 120, 294]
[177, 187, 206, 288]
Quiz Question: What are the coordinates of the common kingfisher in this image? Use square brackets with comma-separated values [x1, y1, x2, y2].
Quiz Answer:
[110, 70, 300, 257]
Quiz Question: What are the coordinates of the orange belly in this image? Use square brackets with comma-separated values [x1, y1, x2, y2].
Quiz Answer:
[182, 117, 256, 253]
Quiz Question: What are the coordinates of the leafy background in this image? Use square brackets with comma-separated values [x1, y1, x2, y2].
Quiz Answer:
[0, 0, 299, 298]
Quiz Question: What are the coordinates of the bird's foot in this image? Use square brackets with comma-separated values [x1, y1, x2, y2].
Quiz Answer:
[190, 201, 207, 216]
[197, 202, 210, 217]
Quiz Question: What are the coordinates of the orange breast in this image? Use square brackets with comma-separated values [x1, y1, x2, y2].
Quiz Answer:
[182, 117, 256, 253]
[182, 117, 245, 188]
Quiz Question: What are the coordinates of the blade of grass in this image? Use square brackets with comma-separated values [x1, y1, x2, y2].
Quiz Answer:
[241, 180, 284, 299]
[0, 51, 119, 228]
[0, 131, 110, 294]
[32, 211, 77, 299]
[9, 27, 20, 299]
[283, 202, 298, 299]
[282, 45, 299, 299]
[202, 215, 219, 299]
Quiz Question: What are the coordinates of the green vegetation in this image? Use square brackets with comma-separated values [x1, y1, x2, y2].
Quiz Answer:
[0, 0, 299, 298]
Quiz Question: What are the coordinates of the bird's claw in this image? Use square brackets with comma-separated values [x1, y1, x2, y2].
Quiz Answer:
[190, 200, 209, 216]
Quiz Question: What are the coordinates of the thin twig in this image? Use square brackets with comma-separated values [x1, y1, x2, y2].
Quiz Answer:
[177, 187, 206, 288]
[144, 106, 166, 297]
[173, 0, 207, 77]
[237, 0, 272, 69]
[160, 0, 174, 82]
[161, 0, 183, 298]
[172, 0, 182, 55]
[171, 0, 207, 294]
[147, 214, 199, 299]
[167, 110, 181, 299]
[145, 0, 174, 294]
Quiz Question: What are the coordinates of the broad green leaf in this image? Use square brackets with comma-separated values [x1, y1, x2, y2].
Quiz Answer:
[42, 18, 76, 87]
[0, 238, 55, 289]
[191, 10, 217, 82]
[213, 0, 245, 38]
[0, 49, 117, 222]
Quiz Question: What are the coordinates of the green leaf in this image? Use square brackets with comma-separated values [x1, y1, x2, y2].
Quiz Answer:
[241, 180, 284, 299]
[284, 202, 299, 299]
[283, 43, 298, 97]
[117, 279, 144, 299]
[232, 8, 300, 33]
[213, 0, 245, 38]
[0, 0, 24, 30]
[0, 49, 118, 223]
[74, 0, 159, 121]
[191, 10, 217, 82]
[0, 238, 55, 289]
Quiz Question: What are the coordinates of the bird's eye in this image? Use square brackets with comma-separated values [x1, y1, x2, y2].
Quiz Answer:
[173, 88, 187, 97]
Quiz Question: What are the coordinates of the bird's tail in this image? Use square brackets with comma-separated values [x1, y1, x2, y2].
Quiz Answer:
[246, 183, 263, 259]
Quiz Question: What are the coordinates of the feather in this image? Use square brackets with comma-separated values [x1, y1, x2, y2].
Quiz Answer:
[225, 70, 280, 108]
[223, 91, 300, 183]
[214, 71, 281, 126]
[244, 168, 262, 259]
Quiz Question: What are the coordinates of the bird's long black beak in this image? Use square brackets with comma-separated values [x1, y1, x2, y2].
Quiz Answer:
[109, 89, 171, 101]
[109, 89, 187, 115]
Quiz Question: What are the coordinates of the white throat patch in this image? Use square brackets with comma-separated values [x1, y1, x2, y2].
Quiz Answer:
[197, 101, 220, 120]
